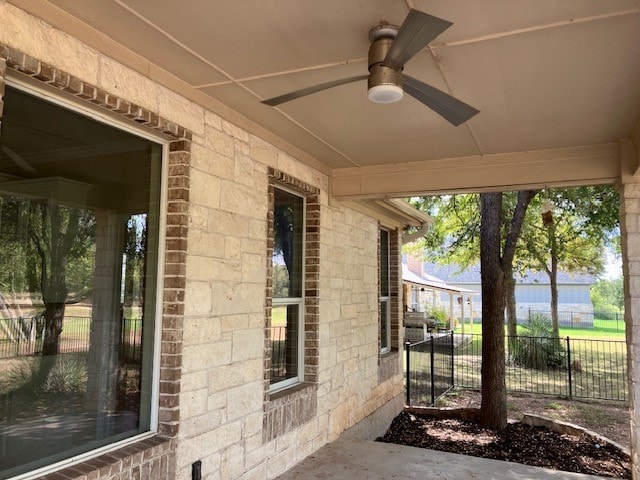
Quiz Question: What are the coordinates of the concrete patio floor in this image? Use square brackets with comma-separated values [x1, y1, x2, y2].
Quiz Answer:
[275, 438, 610, 480]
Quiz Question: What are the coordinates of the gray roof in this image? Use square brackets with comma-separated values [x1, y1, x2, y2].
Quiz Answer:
[423, 262, 596, 286]
[402, 265, 477, 294]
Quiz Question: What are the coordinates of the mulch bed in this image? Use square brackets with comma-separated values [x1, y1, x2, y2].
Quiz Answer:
[378, 411, 630, 478]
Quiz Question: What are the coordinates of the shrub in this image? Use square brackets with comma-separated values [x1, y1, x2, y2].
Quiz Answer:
[425, 305, 449, 329]
[510, 313, 564, 369]
[45, 355, 87, 394]
[6, 354, 87, 396]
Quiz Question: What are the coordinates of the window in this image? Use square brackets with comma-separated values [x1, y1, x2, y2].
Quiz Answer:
[380, 229, 391, 353]
[270, 188, 305, 390]
[0, 85, 162, 478]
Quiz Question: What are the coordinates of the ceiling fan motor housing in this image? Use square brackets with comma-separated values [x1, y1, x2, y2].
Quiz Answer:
[368, 24, 403, 103]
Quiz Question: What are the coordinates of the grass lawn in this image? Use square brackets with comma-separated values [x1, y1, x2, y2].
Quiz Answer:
[403, 319, 628, 402]
[454, 320, 624, 341]
[449, 332, 627, 401]
[271, 306, 287, 327]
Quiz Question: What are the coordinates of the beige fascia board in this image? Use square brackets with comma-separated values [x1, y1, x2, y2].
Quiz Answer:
[331, 143, 619, 200]
[10, 0, 331, 176]
[343, 201, 408, 230]
[380, 199, 433, 225]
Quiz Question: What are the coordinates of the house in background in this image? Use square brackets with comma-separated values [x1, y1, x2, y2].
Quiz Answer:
[406, 255, 596, 325]
[402, 261, 477, 317]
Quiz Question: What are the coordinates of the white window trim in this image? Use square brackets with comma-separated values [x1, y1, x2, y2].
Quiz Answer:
[4, 75, 169, 480]
[269, 188, 306, 393]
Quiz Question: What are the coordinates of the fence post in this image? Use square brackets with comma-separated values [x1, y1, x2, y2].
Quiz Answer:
[566, 336, 572, 399]
[430, 334, 436, 405]
[405, 341, 411, 406]
[15, 321, 20, 357]
[450, 331, 455, 388]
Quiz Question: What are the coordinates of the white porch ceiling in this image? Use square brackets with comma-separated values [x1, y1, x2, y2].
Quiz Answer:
[11, 0, 640, 175]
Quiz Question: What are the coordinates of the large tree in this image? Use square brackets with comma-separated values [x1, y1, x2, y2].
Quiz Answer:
[409, 192, 535, 344]
[26, 202, 95, 385]
[479, 191, 535, 429]
[517, 186, 619, 336]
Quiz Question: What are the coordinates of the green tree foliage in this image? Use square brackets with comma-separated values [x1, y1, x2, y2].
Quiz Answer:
[0, 195, 95, 388]
[591, 277, 624, 312]
[26, 202, 95, 386]
[407, 194, 481, 267]
[408, 186, 620, 335]
[123, 216, 147, 308]
[517, 186, 619, 336]
[65, 244, 95, 300]
[408, 192, 536, 340]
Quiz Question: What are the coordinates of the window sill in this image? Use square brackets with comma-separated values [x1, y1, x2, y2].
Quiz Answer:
[37, 435, 173, 480]
[269, 381, 314, 401]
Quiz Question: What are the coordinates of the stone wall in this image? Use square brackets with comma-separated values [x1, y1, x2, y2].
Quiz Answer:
[0, 4, 404, 480]
[620, 179, 640, 478]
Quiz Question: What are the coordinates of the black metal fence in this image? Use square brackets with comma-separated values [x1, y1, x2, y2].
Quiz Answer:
[271, 326, 287, 383]
[406, 333, 627, 406]
[405, 333, 454, 406]
[0, 316, 142, 361]
[527, 309, 624, 333]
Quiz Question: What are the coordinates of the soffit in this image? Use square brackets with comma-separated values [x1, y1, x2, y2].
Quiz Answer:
[9, 0, 640, 173]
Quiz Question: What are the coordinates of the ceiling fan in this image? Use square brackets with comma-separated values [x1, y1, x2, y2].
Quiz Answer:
[261, 9, 479, 126]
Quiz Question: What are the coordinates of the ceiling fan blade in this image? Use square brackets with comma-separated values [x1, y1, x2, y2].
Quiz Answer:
[261, 74, 369, 106]
[404, 75, 479, 126]
[0, 145, 36, 173]
[383, 10, 452, 70]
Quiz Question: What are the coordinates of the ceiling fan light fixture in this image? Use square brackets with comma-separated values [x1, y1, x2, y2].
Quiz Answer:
[367, 84, 403, 104]
[261, 9, 479, 125]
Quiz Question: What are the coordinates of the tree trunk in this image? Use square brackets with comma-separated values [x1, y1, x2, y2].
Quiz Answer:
[505, 272, 517, 356]
[33, 301, 66, 386]
[27, 204, 76, 389]
[549, 221, 560, 338]
[479, 190, 536, 430]
[479, 193, 508, 430]
[41, 301, 65, 357]
[550, 268, 559, 337]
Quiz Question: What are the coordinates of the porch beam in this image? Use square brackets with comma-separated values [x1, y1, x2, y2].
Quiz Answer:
[331, 143, 619, 200]
[620, 138, 640, 180]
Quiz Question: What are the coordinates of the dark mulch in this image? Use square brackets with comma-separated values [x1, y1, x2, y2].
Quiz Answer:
[378, 411, 630, 478]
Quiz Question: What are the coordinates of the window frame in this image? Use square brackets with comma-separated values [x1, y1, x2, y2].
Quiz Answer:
[269, 186, 307, 393]
[3, 75, 169, 480]
[380, 228, 392, 354]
